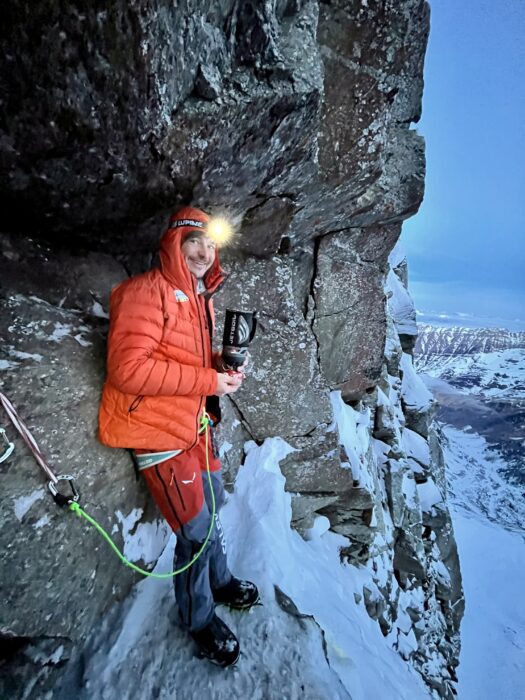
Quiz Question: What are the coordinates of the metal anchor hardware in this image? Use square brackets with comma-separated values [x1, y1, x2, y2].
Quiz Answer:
[0, 428, 14, 463]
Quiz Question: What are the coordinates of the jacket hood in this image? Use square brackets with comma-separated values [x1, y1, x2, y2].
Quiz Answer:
[159, 206, 226, 295]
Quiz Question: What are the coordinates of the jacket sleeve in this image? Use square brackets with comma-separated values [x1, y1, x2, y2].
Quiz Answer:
[106, 279, 218, 397]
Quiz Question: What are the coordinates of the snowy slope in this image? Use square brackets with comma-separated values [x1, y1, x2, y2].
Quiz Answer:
[439, 425, 525, 700]
[78, 408, 432, 700]
[415, 324, 525, 483]
[415, 322, 525, 698]
[418, 347, 525, 400]
[442, 426, 525, 535]
[453, 513, 525, 700]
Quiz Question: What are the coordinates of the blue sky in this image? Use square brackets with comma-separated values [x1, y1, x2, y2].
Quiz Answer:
[401, 0, 525, 329]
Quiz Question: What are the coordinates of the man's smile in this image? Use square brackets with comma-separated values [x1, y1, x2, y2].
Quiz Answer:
[181, 233, 216, 278]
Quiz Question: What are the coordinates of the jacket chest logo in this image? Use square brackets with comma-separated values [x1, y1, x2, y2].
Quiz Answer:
[174, 289, 190, 302]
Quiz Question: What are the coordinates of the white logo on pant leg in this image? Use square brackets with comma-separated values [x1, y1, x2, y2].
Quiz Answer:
[215, 514, 227, 554]
[181, 471, 196, 484]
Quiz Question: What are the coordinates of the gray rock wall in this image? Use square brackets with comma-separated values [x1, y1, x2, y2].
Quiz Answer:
[0, 2, 465, 699]
[0, 289, 166, 697]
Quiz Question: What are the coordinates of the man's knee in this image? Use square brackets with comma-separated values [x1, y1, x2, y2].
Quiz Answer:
[203, 471, 226, 511]
[179, 502, 217, 546]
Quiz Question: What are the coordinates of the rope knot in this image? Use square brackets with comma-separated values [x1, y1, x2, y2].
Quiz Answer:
[199, 412, 210, 433]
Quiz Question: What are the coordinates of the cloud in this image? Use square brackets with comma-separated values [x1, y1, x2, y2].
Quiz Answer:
[409, 280, 525, 328]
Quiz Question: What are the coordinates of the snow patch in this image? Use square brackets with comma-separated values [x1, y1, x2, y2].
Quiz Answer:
[74, 333, 92, 347]
[115, 509, 169, 565]
[401, 472, 418, 510]
[304, 515, 331, 540]
[48, 322, 73, 342]
[90, 300, 109, 319]
[33, 514, 51, 529]
[0, 359, 18, 370]
[386, 268, 418, 337]
[453, 513, 525, 700]
[219, 440, 233, 458]
[417, 479, 443, 513]
[329, 391, 371, 485]
[400, 353, 433, 410]
[402, 427, 430, 467]
[7, 348, 43, 362]
[14, 489, 46, 520]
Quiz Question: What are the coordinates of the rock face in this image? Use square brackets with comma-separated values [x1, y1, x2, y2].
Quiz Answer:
[1, 0, 426, 243]
[0, 2, 466, 699]
[0, 289, 168, 698]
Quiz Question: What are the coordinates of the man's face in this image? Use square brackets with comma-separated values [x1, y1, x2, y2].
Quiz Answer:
[181, 233, 216, 279]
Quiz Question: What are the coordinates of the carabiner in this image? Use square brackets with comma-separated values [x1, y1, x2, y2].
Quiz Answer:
[0, 428, 15, 463]
[48, 474, 80, 507]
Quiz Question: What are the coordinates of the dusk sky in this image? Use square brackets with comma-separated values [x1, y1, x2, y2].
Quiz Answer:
[401, 0, 525, 330]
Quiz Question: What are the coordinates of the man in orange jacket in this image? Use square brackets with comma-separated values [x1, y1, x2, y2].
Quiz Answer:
[99, 206, 258, 667]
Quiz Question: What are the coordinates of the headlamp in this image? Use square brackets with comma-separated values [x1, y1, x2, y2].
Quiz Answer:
[170, 213, 235, 248]
[206, 216, 234, 247]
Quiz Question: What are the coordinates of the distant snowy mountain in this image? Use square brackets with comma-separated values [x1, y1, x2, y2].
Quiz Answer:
[414, 323, 525, 700]
[416, 324, 525, 359]
[415, 325, 525, 485]
[442, 425, 525, 532]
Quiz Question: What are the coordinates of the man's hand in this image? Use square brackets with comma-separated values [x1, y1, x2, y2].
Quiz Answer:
[216, 372, 243, 396]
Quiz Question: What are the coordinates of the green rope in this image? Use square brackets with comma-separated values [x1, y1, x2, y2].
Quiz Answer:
[69, 413, 216, 579]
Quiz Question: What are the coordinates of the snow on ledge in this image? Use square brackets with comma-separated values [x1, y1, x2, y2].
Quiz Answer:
[115, 509, 170, 565]
[400, 353, 433, 411]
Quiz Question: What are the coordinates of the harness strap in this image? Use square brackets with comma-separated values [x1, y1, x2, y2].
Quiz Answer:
[134, 449, 183, 470]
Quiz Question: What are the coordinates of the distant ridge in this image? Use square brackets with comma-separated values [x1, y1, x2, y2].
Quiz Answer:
[415, 324, 525, 359]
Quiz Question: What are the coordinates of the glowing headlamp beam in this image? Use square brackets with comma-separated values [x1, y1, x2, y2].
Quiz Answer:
[206, 217, 234, 247]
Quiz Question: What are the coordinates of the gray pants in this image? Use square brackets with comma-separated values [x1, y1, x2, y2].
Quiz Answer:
[175, 470, 232, 631]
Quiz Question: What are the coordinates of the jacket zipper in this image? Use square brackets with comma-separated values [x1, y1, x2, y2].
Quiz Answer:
[188, 279, 208, 449]
[128, 395, 144, 413]
[170, 467, 186, 510]
[203, 294, 214, 340]
[155, 466, 183, 530]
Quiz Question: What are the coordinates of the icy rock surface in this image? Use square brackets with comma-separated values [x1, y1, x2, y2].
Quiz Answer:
[0, 293, 166, 697]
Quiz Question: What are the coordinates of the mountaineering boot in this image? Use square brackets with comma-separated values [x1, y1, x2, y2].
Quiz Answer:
[190, 614, 240, 667]
[213, 577, 260, 610]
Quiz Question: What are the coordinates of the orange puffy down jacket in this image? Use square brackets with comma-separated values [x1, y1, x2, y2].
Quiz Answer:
[98, 209, 225, 451]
